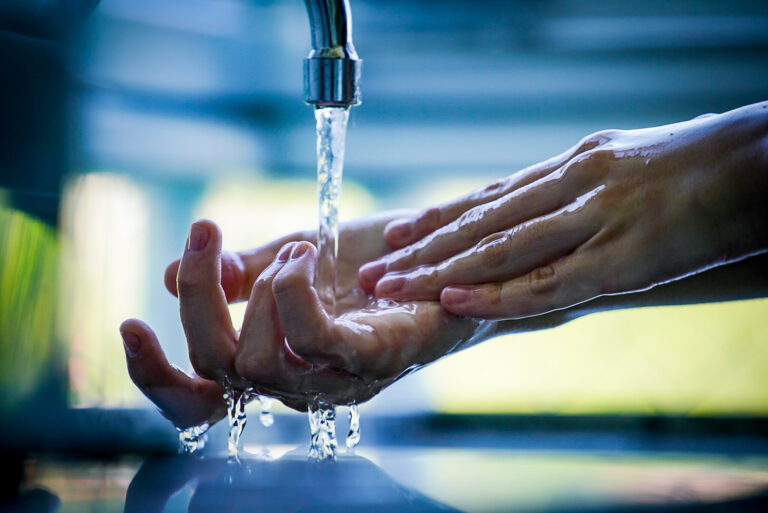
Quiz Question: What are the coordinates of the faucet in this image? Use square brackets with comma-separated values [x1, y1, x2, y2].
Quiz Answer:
[303, 0, 361, 107]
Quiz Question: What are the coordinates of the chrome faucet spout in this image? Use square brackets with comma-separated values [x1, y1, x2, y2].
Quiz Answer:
[303, 0, 361, 107]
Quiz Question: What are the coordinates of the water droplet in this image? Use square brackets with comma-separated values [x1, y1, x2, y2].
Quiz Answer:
[177, 421, 209, 455]
[346, 404, 360, 449]
[258, 395, 274, 427]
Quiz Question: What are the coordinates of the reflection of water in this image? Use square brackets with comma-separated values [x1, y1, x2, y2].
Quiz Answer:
[124, 452, 460, 513]
[13, 445, 768, 512]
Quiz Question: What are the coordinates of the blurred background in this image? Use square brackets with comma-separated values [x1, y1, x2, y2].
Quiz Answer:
[2, 0, 768, 440]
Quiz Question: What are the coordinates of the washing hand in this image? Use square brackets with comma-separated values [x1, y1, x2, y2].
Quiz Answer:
[120, 213, 488, 425]
[359, 102, 768, 320]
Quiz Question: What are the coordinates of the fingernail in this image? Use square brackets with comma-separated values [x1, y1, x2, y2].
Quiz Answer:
[121, 331, 140, 357]
[188, 223, 209, 251]
[387, 221, 412, 241]
[290, 243, 308, 260]
[359, 261, 387, 284]
[442, 287, 471, 305]
[276, 243, 294, 262]
[377, 276, 405, 296]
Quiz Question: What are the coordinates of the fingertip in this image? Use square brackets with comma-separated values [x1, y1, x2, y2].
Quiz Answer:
[289, 241, 316, 261]
[272, 246, 316, 296]
[441, 286, 471, 306]
[186, 218, 221, 253]
[275, 241, 297, 262]
[164, 259, 181, 297]
[120, 318, 151, 338]
[358, 260, 387, 291]
[383, 219, 413, 249]
[120, 318, 158, 358]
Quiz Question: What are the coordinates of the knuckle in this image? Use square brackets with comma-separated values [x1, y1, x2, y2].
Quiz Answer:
[564, 149, 612, 182]
[176, 274, 206, 297]
[477, 232, 509, 267]
[456, 206, 486, 241]
[487, 283, 503, 306]
[574, 130, 620, 155]
[271, 271, 309, 297]
[482, 178, 508, 195]
[526, 265, 558, 296]
[456, 207, 481, 227]
[588, 129, 620, 146]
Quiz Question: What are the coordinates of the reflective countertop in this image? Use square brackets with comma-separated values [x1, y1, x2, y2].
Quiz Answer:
[13, 445, 768, 513]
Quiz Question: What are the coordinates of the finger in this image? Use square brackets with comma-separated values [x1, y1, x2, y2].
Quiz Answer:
[165, 251, 246, 304]
[120, 319, 225, 428]
[382, 133, 607, 249]
[439, 247, 605, 320]
[177, 219, 238, 383]
[235, 242, 311, 385]
[165, 230, 316, 303]
[271, 242, 346, 368]
[374, 190, 603, 301]
[361, 159, 603, 291]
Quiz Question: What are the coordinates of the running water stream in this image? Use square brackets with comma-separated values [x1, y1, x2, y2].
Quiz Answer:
[310, 106, 358, 460]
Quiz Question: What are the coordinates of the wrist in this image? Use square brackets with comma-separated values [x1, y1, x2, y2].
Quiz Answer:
[684, 102, 768, 265]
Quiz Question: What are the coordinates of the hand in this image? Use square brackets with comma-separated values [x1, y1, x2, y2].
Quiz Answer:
[120, 212, 488, 420]
[358, 102, 768, 320]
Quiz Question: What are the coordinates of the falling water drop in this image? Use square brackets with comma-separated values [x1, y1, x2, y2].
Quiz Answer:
[346, 404, 360, 449]
[258, 395, 274, 427]
[224, 387, 252, 461]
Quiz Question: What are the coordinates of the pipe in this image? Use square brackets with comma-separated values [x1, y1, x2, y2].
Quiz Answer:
[303, 0, 361, 107]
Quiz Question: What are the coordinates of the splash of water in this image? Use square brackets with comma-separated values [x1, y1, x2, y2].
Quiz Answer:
[224, 388, 252, 461]
[177, 421, 209, 455]
[308, 404, 338, 461]
[346, 404, 360, 449]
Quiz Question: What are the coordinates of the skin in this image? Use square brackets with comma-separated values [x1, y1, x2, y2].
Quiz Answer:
[359, 102, 768, 319]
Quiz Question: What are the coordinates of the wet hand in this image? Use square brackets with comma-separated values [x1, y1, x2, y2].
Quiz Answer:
[359, 102, 768, 319]
[121, 213, 486, 419]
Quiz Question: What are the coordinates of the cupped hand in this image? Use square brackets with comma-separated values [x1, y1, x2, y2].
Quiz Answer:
[120, 212, 487, 424]
[359, 102, 768, 320]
